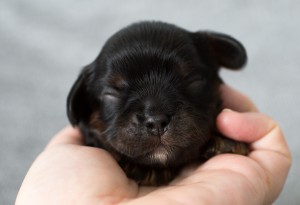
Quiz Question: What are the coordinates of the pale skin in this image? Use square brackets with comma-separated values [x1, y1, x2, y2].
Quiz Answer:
[16, 85, 291, 205]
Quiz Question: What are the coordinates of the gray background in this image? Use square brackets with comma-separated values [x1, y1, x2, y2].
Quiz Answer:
[0, 0, 299, 204]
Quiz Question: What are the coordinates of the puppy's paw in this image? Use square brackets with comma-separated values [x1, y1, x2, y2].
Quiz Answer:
[203, 136, 249, 159]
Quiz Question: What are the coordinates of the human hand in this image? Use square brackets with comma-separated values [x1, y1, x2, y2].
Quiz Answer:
[16, 85, 291, 205]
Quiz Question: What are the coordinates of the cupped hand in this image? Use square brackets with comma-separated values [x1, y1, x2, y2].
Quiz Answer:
[16, 85, 291, 205]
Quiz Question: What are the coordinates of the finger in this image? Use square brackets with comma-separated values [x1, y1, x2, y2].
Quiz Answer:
[217, 110, 289, 155]
[46, 126, 84, 148]
[220, 84, 258, 112]
[217, 110, 274, 143]
[217, 110, 291, 158]
[217, 110, 291, 202]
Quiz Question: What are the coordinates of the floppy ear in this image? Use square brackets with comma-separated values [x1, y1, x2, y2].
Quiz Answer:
[193, 31, 247, 70]
[67, 64, 95, 126]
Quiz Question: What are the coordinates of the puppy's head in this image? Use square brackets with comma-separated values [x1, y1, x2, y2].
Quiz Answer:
[67, 22, 246, 167]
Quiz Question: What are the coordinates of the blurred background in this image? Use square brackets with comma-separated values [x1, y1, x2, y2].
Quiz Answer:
[0, 0, 299, 204]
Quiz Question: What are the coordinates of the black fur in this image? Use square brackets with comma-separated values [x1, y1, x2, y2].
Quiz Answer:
[67, 21, 247, 185]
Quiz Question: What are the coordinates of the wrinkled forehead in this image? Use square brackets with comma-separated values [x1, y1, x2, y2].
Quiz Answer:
[103, 48, 204, 86]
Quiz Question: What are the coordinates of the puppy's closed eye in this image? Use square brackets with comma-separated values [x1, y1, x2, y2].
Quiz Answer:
[101, 75, 128, 101]
[67, 21, 248, 186]
[185, 76, 207, 95]
[102, 87, 122, 99]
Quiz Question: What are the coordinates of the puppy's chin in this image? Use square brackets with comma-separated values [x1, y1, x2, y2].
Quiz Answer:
[149, 145, 170, 164]
[134, 143, 203, 167]
[130, 144, 173, 166]
[99, 109, 213, 167]
[139, 145, 180, 166]
[109, 138, 204, 167]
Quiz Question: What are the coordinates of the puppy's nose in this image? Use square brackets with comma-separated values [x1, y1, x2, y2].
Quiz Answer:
[145, 114, 170, 136]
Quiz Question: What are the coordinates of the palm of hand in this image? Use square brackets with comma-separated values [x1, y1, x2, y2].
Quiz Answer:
[23, 121, 286, 205]
[16, 86, 291, 205]
[27, 142, 262, 205]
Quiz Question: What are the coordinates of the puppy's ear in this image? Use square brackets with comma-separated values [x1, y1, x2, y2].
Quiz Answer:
[193, 32, 247, 70]
[67, 64, 94, 126]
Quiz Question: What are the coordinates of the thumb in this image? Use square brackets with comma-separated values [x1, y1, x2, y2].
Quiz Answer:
[217, 109, 291, 204]
[217, 109, 274, 143]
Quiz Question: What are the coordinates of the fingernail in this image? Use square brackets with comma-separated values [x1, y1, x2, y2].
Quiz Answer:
[222, 108, 234, 112]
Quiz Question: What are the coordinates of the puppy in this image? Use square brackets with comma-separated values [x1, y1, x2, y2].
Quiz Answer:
[67, 21, 248, 186]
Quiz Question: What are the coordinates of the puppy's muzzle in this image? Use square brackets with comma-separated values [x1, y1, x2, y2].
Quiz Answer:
[135, 97, 172, 137]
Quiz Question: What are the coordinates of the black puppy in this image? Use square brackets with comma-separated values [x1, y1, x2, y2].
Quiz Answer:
[67, 21, 248, 185]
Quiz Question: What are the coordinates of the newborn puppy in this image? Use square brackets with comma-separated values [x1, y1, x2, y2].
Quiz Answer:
[67, 21, 248, 185]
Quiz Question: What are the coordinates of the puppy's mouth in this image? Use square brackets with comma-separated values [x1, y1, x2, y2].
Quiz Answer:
[109, 131, 187, 166]
[135, 141, 200, 167]
[118, 136, 199, 167]
[104, 110, 211, 166]
[114, 134, 174, 160]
